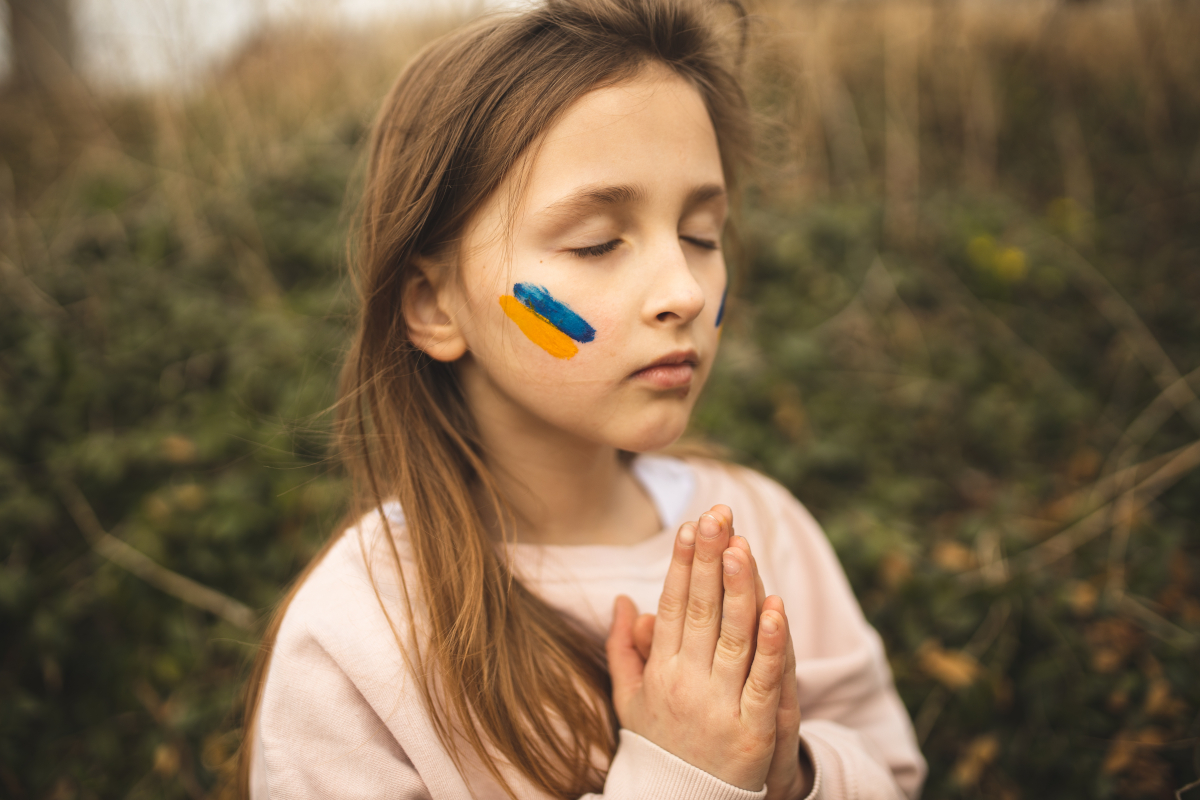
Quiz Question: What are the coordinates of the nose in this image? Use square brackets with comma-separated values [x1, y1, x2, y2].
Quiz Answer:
[641, 237, 705, 326]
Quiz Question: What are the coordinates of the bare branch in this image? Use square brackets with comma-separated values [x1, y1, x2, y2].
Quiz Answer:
[1042, 234, 1200, 436]
[959, 440, 1200, 587]
[56, 478, 259, 631]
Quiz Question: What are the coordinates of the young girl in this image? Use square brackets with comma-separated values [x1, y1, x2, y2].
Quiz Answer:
[239, 0, 926, 797]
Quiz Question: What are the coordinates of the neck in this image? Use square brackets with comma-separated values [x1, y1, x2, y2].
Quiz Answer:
[462, 367, 660, 546]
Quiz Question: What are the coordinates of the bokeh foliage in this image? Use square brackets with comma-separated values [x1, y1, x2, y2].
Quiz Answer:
[2, 2, 1198, 798]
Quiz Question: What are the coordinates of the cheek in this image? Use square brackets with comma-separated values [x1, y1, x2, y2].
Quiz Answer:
[499, 295, 581, 359]
[497, 282, 605, 363]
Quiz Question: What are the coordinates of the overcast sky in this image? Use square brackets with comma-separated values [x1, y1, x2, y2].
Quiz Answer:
[1, 0, 501, 90]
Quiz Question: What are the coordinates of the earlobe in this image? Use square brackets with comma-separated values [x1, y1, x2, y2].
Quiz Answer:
[402, 261, 469, 362]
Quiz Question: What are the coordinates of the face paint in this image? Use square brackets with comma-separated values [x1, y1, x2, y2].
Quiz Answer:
[499, 283, 596, 359]
[513, 283, 596, 342]
[715, 286, 727, 327]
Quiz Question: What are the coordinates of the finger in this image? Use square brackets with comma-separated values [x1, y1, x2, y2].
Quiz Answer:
[681, 505, 733, 662]
[607, 595, 645, 709]
[730, 535, 767, 617]
[777, 625, 800, 735]
[712, 545, 759, 690]
[633, 613, 655, 662]
[768, 595, 800, 732]
[750, 552, 767, 616]
[765, 600, 802, 797]
[741, 601, 788, 736]
[652, 521, 697, 657]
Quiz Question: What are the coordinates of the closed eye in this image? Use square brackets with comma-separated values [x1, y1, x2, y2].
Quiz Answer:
[569, 239, 621, 258]
[682, 236, 719, 251]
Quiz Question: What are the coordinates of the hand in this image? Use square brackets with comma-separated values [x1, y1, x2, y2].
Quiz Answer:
[606, 506, 791, 791]
[629, 531, 810, 800]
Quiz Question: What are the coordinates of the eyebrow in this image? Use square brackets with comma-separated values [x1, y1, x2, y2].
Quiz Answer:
[537, 182, 726, 221]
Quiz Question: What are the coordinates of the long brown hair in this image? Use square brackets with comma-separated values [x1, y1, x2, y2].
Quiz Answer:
[238, 1, 751, 796]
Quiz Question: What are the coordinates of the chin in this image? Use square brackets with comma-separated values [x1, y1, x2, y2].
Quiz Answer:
[612, 415, 690, 454]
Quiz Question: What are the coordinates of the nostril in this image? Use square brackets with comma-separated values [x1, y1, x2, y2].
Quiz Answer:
[656, 311, 678, 322]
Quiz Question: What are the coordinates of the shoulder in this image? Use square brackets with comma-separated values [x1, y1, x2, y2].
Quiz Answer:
[267, 507, 419, 706]
[254, 508, 449, 794]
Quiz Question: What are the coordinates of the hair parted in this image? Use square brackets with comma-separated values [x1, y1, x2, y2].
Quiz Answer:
[239, 1, 752, 796]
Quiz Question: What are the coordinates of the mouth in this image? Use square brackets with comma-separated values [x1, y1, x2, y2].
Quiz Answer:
[629, 350, 700, 390]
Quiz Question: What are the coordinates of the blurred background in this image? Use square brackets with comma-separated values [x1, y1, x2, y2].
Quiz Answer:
[1, 0, 1198, 797]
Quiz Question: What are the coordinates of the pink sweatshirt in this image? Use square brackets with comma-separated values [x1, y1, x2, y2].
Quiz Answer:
[252, 456, 926, 799]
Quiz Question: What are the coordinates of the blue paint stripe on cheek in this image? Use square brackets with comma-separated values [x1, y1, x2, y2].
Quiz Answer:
[513, 283, 596, 343]
[715, 286, 727, 327]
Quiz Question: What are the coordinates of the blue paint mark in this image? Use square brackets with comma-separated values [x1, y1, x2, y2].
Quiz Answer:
[715, 286, 728, 327]
[513, 283, 596, 343]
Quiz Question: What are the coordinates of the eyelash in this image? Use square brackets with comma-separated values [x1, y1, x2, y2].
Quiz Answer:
[568, 237, 719, 258]
[570, 240, 620, 258]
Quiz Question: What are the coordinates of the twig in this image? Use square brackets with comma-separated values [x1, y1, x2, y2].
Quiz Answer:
[923, 258, 1118, 438]
[1103, 365, 1200, 480]
[0, 255, 69, 324]
[56, 479, 258, 631]
[1119, 594, 1199, 652]
[913, 599, 1011, 744]
[958, 440, 1200, 587]
[1052, 440, 1196, 523]
[912, 687, 947, 746]
[1101, 366, 1200, 601]
[1039, 234, 1200, 436]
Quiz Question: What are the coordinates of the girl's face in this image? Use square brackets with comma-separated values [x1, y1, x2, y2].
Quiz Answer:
[435, 66, 728, 453]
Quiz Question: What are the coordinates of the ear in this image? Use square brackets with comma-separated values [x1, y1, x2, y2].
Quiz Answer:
[402, 259, 469, 362]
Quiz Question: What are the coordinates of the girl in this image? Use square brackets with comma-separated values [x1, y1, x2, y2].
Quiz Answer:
[239, 0, 926, 798]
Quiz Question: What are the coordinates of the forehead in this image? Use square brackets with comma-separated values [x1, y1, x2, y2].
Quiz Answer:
[517, 66, 726, 214]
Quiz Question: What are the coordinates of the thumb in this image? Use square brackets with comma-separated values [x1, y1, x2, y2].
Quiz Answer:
[633, 612, 656, 662]
[606, 595, 645, 709]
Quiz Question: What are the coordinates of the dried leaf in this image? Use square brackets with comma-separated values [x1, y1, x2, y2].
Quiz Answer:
[161, 434, 198, 464]
[1066, 580, 1098, 617]
[918, 640, 981, 689]
[953, 733, 1000, 787]
[1085, 618, 1143, 674]
[932, 541, 976, 572]
[879, 552, 912, 591]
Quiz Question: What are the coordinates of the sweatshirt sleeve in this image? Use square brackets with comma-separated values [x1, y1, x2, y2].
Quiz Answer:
[718, 465, 927, 800]
[252, 632, 434, 799]
[586, 730, 766, 800]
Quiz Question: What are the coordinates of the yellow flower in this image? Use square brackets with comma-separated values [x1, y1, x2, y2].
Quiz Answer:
[994, 247, 1028, 282]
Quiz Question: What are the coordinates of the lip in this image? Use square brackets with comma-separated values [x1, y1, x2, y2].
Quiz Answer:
[629, 349, 700, 390]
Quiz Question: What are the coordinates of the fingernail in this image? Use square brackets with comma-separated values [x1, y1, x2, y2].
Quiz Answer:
[722, 552, 740, 575]
[698, 513, 721, 539]
[678, 523, 696, 546]
[761, 613, 779, 635]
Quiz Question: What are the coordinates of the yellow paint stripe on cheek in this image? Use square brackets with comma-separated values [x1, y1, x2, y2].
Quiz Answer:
[499, 295, 579, 359]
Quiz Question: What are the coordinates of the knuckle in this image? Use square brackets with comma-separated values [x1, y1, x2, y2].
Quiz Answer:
[657, 593, 686, 621]
[715, 630, 750, 663]
[685, 595, 719, 628]
[723, 576, 750, 598]
[710, 623, 748, 657]
[779, 705, 801, 730]
[745, 671, 777, 703]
